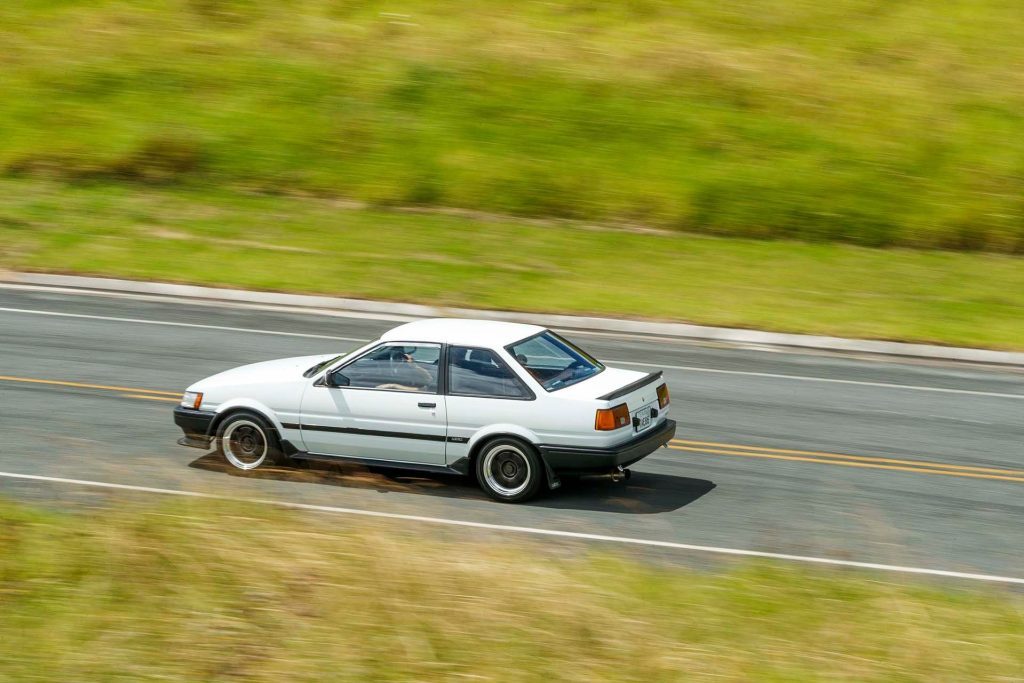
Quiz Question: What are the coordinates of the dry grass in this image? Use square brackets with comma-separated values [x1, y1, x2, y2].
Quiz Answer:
[1, 496, 1021, 682]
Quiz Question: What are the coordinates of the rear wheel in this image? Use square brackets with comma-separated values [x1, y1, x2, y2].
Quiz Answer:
[216, 412, 285, 471]
[476, 438, 544, 503]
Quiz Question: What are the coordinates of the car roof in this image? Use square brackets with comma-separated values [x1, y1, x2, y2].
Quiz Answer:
[380, 318, 546, 348]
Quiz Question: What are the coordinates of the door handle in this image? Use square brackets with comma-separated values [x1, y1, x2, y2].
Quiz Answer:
[418, 402, 437, 408]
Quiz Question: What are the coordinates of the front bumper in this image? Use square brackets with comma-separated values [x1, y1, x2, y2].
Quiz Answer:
[538, 419, 676, 474]
[173, 406, 216, 449]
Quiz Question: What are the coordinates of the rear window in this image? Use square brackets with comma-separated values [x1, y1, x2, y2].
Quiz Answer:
[507, 331, 604, 392]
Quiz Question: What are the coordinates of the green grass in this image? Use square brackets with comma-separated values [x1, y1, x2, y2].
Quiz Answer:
[1, 1, 1024, 251]
[1, 496, 1021, 682]
[3, 180, 1024, 350]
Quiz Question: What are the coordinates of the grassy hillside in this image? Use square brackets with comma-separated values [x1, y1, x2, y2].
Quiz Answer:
[1, 495, 1022, 681]
[2, 0, 1024, 251]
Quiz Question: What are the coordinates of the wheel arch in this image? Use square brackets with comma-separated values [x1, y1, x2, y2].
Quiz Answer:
[209, 403, 299, 468]
[466, 427, 559, 490]
[466, 424, 538, 460]
[208, 400, 283, 444]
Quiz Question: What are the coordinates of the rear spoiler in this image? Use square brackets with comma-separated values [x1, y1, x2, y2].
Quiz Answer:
[598, 371, 663, 401]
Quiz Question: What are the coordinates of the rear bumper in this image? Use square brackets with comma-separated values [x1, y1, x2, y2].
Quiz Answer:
[538, 419, 676, 474]
[173, 406, 216, 448]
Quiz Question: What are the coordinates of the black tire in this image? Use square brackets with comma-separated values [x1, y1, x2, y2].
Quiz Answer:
[475, 437, 545, 503]
[215, 411, 287, 471]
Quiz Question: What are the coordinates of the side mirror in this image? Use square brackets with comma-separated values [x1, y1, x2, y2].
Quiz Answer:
[327, 371, 350, 387]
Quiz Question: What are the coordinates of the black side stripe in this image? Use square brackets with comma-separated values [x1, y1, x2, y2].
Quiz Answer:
[281, 422, 446, 443]
[282, 423, 469, 444]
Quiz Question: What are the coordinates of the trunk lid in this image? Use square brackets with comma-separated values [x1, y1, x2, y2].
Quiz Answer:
[597, 370, 666, 434]
[555, 366, 667, 435]
[556, 367, 663, 410]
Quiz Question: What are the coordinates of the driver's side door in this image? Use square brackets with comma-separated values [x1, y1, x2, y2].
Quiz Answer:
[298, 342, 447, 464]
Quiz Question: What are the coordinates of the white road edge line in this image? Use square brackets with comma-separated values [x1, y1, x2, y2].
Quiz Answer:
[2, 305, 1021, 400]
[0, 306, 368, 343]
[606, 359, 1024, 399]
[2, 470, 1021, 585]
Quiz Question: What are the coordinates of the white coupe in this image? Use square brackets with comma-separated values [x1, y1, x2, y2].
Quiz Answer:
[174, 319, 675, 502]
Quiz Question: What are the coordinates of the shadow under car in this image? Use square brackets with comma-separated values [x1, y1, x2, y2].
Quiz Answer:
[188, 453, 714, 514]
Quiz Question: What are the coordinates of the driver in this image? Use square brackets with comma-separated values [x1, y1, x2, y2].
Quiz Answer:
[375, 348, 434, 392]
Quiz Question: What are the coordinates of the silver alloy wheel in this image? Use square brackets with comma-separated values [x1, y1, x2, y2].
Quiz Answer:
[222, 419, 268, 470]
[482, 443, 531, 498]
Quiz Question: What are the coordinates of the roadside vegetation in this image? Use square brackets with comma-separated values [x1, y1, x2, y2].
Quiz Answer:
[1, 495, 1021, 682]
[3, 180, 1024, 350]
[2, 0, 1024, 252]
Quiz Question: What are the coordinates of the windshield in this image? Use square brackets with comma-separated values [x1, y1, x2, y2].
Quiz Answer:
[507, 331, 604, 391]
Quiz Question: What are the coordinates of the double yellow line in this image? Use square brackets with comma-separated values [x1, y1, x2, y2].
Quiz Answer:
[0, 375, 181, 402]
[2, 375, 1021, 483]
[670, 439, 1024, 483]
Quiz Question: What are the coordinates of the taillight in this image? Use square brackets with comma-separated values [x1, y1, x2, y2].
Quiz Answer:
[657, 383, 670, 409]
[595, 403, 630, 431]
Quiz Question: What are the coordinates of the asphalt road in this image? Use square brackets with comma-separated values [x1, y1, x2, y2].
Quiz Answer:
[1, 284, 1022, 580]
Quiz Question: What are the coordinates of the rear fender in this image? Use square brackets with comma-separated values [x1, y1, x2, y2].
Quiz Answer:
[467, 424, 560, 490]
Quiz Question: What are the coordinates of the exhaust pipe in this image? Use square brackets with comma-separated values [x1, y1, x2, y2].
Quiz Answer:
[610, 466, 631, 483]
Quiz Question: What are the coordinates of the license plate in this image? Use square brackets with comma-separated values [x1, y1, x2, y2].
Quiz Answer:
[633, 405, 654, 433]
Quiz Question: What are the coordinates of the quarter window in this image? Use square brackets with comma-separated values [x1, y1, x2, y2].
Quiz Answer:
[448, 346, 531, 399]
[336, 343, 440, 393]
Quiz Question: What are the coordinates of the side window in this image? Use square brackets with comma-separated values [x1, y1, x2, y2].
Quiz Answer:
[448, 346, 531, 399]
[337, 343, 440, 393]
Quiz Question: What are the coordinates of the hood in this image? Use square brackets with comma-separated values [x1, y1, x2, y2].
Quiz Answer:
[191, 353, 338, 391]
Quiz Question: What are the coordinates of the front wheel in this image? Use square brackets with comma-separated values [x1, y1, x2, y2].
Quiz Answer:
[216, 412, 285, 471]
[476, 438, 545, 503]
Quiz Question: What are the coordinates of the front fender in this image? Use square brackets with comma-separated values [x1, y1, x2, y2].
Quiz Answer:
[210, 398, 285, 435]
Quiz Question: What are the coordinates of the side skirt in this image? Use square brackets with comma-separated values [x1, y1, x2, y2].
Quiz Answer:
[289, 451, 471, 477]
